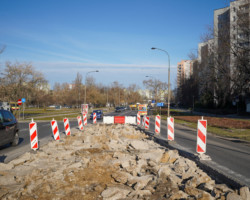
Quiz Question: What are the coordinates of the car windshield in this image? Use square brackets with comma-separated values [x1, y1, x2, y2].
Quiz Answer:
[93, 110, 102, 114]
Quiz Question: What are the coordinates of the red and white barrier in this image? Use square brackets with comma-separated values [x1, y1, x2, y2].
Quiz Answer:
[114, 116, 125, 124]
[64, 118, 71, 136]
[83, 114, 87, 126]
[93, 112, 97, 124]
[77, 116, 84, 131]
[167, 117, 174, 141]
[197, 117, 207, 154]
[29, 119, 38, 150]
[51, 119, 60, 140]
[103, 116, 114, 124]
[103, 116, 136, 125]
[137, 113, 141, 125]
[155, 115, 161, 134]
[125, 116, 136, 124]
[145, 116, 149, 130]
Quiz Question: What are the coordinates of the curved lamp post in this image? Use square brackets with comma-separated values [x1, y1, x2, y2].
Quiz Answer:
[151, 47, 171, 117]
[84, 70, 99, 104]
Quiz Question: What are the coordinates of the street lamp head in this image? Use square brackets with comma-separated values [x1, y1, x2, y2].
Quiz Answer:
[151, 47, 156, 50]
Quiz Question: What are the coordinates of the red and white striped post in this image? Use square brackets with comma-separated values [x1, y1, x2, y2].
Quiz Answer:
[93, 112, 97, 124]
[83, 114, 87, 126]
[63, 118, 71, 136]
[77, 116, 84, 131]
[51, 119, 60, 141]
[137, 113, 141, 126]
[145, 116, 150, 130]
[29, 118, 38, 150]
[155, 115, 161, 134]
[167, 117, 174, 141]
[197, 116, 207, 154]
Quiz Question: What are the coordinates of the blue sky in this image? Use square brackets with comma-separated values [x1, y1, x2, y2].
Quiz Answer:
[0, 0, 230, 89]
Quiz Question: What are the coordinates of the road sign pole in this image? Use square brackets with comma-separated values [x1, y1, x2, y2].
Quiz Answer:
[23, 103, 24, 120]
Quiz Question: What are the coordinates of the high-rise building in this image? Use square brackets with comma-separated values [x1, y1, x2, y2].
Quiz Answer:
[196, 0, 250, 109]
[177, 60, 193, 89]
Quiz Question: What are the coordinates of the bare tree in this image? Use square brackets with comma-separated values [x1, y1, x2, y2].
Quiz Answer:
[143, 79, 167, 102]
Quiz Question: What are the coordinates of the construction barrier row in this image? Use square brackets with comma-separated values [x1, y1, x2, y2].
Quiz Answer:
[136, 113, 207, 155]
[28, 113, 207, 156]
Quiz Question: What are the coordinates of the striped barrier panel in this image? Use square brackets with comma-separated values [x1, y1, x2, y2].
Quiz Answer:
[29, 119, 38, 150]
[167, 117, 174, 141]
[51, 119, 60, 140]
[77, 116, 84, 131]
[64, 118, 71, 136]
[137, 113, 141, 126]
[93, 113, 97, 124]
[145, 116, 149, 130]
[197, 117, 207, 154]
[155, 115, 161, 134]
[83, 114, 87, 126]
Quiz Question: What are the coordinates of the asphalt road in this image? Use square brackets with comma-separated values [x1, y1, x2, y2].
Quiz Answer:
[1, 109, 250, 187]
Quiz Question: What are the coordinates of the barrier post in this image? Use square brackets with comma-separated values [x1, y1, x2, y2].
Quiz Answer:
[29, 118, 38, 150]
[167, 117, 174, 141]
[64, 118, 71, 136]
[51, 119, 60, 140]
[155, 115, 161, 134]
[77, 116, 84, 131]
[145, 116, 149, 130]
[196, 116, 207, 154]
[83, 114, 87, 126]
[93, 112, 97, 124]
[137, 113, 141, 126]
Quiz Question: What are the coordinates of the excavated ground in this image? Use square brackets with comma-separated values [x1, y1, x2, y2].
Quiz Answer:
[0, 124, 249, 200]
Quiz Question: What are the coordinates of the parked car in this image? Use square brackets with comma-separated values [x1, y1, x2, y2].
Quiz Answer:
[115, 107, 123, 112]
[90, 110, 103, 120]
[0, 109, 19, 147]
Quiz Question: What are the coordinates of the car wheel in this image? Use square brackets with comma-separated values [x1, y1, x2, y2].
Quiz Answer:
[11, 132, 19, 146]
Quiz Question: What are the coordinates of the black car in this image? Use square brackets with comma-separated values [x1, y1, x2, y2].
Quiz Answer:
[115, 107, 123, 112]
[0, 109, 19, 147]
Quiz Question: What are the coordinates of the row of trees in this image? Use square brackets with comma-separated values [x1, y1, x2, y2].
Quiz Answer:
[0, 62, 145, 108]
[177, 5, 250, 112]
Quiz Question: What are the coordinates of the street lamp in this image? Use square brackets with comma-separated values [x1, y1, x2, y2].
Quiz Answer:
[84, 70, 99, 104]
[151, 47, 171, 117]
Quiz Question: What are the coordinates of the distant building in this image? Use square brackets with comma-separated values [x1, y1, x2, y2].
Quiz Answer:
[177, 60, 194, 89]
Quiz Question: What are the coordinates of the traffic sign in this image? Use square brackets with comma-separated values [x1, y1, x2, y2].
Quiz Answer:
[81, 104, 88, 114]
[18, 99, 22, 105]
[156, 102, 164, 107]
[22, 98, 26, 103]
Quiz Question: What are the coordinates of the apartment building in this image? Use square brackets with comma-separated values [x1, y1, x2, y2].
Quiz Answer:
[177, 60, 193, 88]
[196, 0, 250, 110]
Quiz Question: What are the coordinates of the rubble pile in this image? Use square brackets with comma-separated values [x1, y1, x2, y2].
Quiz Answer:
[0, 124, 249, 200]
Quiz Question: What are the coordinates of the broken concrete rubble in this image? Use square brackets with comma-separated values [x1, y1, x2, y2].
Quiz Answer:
[0, 124, 249, 200]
